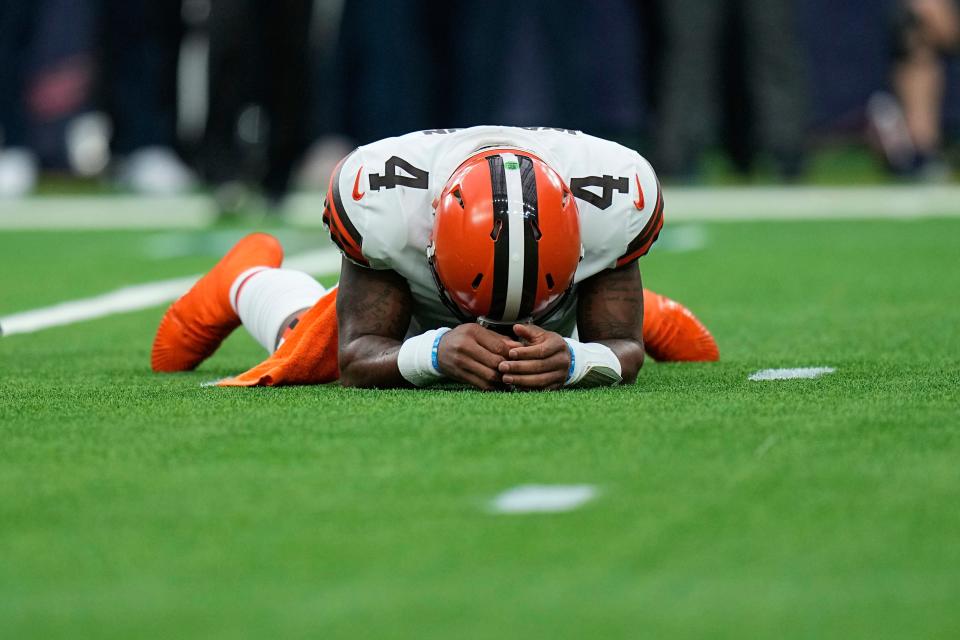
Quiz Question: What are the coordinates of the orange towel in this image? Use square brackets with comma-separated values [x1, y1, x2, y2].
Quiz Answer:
[218, 289, 340, 387]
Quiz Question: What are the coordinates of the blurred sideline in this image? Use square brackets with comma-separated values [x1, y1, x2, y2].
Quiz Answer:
[2, 186, 960, 230]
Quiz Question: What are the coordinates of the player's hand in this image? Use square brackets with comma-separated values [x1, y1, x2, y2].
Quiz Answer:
[436, 323, 522, 391]
[499, 324, 571, 390]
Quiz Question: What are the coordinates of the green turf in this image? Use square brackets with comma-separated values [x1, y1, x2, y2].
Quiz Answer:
[1, 218, 959, 639]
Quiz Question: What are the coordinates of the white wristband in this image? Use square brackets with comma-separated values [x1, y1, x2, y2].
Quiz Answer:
[562, 338, 623, 388]
[397, 328, 452, 387]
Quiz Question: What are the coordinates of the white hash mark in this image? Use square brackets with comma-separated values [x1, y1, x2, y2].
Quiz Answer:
[748, 367, 836, 381]
[490, 484, 598, 514]
[754, 434, 778, 458]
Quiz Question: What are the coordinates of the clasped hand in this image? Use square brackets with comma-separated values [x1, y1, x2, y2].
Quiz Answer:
[435, 322, 569, 391]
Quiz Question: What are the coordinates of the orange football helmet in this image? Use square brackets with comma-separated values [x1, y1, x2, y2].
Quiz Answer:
[428, 148, 582, 329]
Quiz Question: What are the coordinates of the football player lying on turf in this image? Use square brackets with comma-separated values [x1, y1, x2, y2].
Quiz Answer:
[152, 126, 718, 390]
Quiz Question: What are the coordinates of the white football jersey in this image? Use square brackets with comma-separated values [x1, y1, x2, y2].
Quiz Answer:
[323, 126, 663, 335]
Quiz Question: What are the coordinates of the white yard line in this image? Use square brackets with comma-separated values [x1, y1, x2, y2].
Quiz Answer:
[748, 367, 837, 381]
[3, 185, 960, 230]
[489, 484, 598, 514]
[0, 248, 342, 336]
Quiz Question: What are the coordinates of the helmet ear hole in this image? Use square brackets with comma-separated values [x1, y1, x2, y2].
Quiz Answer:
[545, 273, 555, 290]
[529, 217, 542, 241]
[471, 273, 484, 290]
[490, 218, 503, 241]
[452, 188, 465, 208]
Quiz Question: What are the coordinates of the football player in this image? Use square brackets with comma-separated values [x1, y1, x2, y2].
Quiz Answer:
[152, 126, 718, 390]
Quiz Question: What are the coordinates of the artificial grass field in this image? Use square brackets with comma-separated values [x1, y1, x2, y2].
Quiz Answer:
[1, 217, 959, 639]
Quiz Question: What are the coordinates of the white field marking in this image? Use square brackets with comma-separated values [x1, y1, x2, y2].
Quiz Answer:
[754, 434, 779, 458]
[0, 248, 342, 336]
[0, 276, 198, 336]
[280, 248, 342, 275]
[749, 367, 837, 381]
[652, 224, 707, 253]
[661, 185, 960, 221]
[0, 195, 216, 229]
[489, 484, 598, 514]
[4, 185, 960, 230]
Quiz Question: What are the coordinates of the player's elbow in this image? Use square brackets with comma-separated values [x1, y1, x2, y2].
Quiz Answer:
[337, 339, 404, 389]
[336, 343, 369, 388]
[340, 376, 375, 389]
[338, 367, 368, 388]
[337, 358, 374, 389]
[338, 364, 382, 389]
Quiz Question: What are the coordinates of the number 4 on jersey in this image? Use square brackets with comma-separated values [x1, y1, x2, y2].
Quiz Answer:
[369, 156, 429, 191]
[569, 175, 629, 210]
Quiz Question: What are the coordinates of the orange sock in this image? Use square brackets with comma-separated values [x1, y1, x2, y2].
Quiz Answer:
[641, 289, 719, 362]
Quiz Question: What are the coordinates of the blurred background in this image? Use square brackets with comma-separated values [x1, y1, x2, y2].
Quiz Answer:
[0, 0, 958, 213]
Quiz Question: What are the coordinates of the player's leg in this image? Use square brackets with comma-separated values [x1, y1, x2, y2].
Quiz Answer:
[229, 267, 327, 353]
[891, 0, 960, 173]
[151, 232, 285, 372]
[656, 0, 724, 179]
[741, 0, 808, 179]
[641, 289, 719, 362]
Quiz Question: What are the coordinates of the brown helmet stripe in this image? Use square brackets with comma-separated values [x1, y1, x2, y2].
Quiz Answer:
[517, 155, 540, 320]
[486, 154, 510, 320]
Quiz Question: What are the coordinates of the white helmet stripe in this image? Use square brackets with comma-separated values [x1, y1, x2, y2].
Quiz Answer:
[501, 152, 526, 321]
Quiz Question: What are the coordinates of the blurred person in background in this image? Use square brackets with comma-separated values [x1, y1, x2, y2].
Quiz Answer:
[654, 0, 808, 181]
[448, 0, 644, 142]
[0, 0, 194, 196]
[199, 0, 313, 212]
[332, 0, 438, 145]
[101, 0, 195, 194]
[0, 0, 48, 197]
[0, 0, 37, 197]
[0, 0, 96, 197]
[324, 0, 643, 151]
[872, 0, 960, 178]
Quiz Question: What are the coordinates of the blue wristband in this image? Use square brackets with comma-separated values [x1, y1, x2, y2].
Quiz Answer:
[431, 330, 446, 374]
[566, 342, 576, 383]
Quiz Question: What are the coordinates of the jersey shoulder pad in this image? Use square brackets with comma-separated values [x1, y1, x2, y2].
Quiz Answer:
[323, 150, 368, 266]
[322, 148, 407, 270]
[615, 156, 664, 267]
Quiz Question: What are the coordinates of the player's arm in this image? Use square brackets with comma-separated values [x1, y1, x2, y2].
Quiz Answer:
[575, 262, 645, 384]
[336, 258, 413, 388]
[336, 258, 519, 390]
